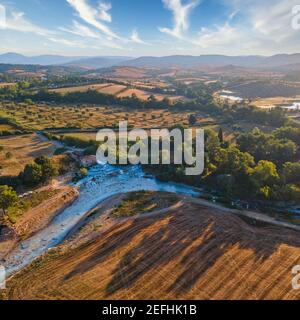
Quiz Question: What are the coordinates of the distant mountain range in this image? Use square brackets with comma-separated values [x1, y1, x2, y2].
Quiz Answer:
[0, 53, 132, 69]
[117, 54, 300, 69]
[1, 52, 300, 70]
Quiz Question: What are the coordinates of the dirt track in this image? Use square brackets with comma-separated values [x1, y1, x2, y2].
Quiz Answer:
[4, 197, 300, 300]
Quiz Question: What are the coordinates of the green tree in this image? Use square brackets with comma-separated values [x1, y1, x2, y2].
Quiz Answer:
[35, 156, 58, 183]
[20, 163, 43, 186]
[250, 160, 279, 186]
[218, 128, 224, 143]
[188, 114, 197, 125]
[0, 185, 17, 216]
[282, 162, 300, 185]
[249, 160, 279, 199]
[213, 146, 255, 176]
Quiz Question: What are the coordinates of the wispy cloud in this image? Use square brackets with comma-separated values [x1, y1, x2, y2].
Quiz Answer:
[5, 9, 54, 36]
[130, 29, 149, 45]
[159, 0, 200, 38]
[217, 0, 300, 53]
[159, 0, 300, 55]
[59, 20, 100, 38]
[98, 2, 112, 23]
[193, 23, 242, 49]
[59, 21, 127, 50]
[66, 0, 120, 39]
[49, 37, 86, 48]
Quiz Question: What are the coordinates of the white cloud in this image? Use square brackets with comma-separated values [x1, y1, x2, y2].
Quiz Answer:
[218, 0, 300, 53]
[49, 37, 86, 48]
[66, 0, 119, 39]
[159, 0, 200, 38]
[59, 20, 100, 38]
[5, 9, 54, 36]
[59, 21, 127, 50]
[194, 23, 242, 48]
[130, 29, 149, 45]
[98, 2, 112, 23]
[159, 0, 300, 55]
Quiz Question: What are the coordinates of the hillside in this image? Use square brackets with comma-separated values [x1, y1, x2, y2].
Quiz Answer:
[4, 194, 300, 300]
[118, 54, 300, 69]
[3, 53, 300, 70]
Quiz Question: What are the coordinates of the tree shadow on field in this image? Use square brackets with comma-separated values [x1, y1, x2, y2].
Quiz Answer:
[64, 203, 300, 297]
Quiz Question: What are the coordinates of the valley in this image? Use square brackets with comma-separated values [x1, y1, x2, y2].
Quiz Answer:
[1, 52, 300, 301]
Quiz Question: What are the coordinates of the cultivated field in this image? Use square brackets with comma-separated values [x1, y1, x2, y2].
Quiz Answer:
[0, 134, 56, 176]
[50, 80, 183, 102]
[97, 67, 151, 79]
[0, 103, 192, 130]
[5, 194, 300, 300]
[50, 83, 112, 94]
[117, 88, 184, 102]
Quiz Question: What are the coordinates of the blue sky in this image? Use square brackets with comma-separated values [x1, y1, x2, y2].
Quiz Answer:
[0, 0, 299, 56]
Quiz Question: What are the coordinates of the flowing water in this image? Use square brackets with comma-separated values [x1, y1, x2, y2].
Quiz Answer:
[3, 164, 200, 277]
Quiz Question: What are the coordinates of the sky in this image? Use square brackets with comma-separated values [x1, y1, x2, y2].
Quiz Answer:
[0, 0, 300, 57]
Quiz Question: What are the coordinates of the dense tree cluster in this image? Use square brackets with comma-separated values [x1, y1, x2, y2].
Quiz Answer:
[145, 127, 300, 202]
[19, 156, 59, 187]
[237, 128, 299, 166]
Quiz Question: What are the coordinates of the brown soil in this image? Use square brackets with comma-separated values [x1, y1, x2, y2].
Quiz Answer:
[5, 197, 300, 300]
[14, 186, 79, 240]
[0, 226, 17, 261]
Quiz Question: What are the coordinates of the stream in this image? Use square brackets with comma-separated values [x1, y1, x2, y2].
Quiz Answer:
[3, 164, 200, 277]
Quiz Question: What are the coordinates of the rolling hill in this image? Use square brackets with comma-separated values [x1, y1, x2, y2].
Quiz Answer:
[4, 194, 300, 300]
[0, 53, 131, 69]
[118, 54, 300, 69]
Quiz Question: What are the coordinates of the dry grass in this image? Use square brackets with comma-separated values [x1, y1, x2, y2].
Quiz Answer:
[0, 124, 15, 131]
[117, 88, 183, 102]
[50, 83, 112, 94]
[252, 96, 300, 109]
[0, 134, 56, 176]
[5, 198, 300, 300]
[51, 83, 127, 96]
[103, 67, 149, 79]
[98, 84, 127, 95]
[0, 83, 15, 88]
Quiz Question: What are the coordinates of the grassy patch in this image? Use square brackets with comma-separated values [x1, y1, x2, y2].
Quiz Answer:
[111, 191, 179, 218]
[7, 189, 59, 224]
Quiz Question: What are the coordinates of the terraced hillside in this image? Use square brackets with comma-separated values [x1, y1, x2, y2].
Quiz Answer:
[4, 197, 300, 300]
